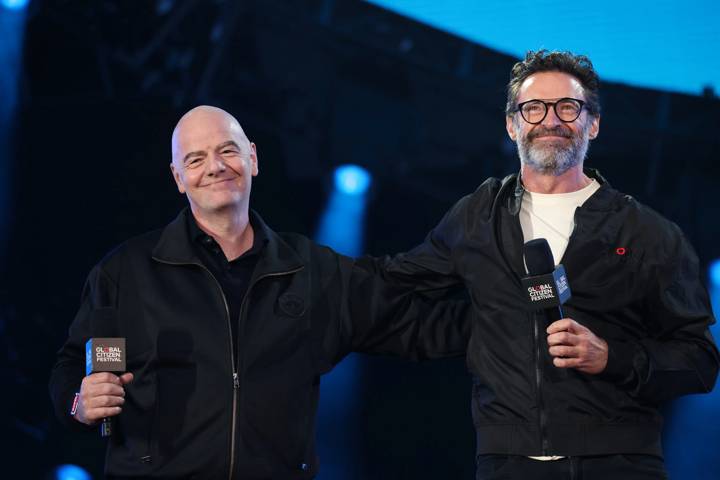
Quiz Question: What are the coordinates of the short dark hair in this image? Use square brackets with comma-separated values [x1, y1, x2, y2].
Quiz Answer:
[505, 50, 601, 117]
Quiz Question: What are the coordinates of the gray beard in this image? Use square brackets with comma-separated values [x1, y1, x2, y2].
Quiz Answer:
[517, 125, 590, 176]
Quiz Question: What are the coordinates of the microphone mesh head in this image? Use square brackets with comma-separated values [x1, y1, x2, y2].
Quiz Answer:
[523, 238, 555, 275]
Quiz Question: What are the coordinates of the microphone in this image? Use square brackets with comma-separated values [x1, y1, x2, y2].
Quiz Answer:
[521, 238, 571, 318]
[85, 337, 126, 437]
[522, 239, 572, 379]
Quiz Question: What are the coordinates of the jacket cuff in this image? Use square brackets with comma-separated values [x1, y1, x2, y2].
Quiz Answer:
[598, 338, 648, 388]
[56, 389, 96, 433]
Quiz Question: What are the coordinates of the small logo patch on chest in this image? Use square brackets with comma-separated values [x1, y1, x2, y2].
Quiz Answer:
[278, 293, 305, 317]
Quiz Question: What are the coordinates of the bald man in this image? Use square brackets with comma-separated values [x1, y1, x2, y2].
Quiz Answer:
[49, 106, 469, 479]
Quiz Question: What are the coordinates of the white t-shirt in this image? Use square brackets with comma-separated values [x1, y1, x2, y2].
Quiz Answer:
[520, 179, 601, 266]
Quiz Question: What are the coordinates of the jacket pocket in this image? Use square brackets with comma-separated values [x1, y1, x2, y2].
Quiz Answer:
[106, 349, 157, 477]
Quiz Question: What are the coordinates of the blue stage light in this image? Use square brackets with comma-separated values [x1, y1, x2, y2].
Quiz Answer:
[53, 464, 92, 480]
[710, 259, 720, 288]
[314, 164, 373, 478]
[334, 165, 371, 196]
[1, 0, 29, 10]
[316, 165, 370, 256]
[0, 0, 28, 263]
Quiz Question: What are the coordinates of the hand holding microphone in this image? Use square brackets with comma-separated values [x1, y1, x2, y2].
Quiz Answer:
[547, 318, 608, 374]
[522, 238, 608, 376]
[74, 371, 134, 427]
[73, 338, 132, 436]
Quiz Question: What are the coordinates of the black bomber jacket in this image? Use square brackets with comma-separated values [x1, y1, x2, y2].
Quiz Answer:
[384, 169, 719, 457]
[49, 209, 469, 479]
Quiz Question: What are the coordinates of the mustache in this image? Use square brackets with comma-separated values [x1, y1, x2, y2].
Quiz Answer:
[527, 126, 573, 140]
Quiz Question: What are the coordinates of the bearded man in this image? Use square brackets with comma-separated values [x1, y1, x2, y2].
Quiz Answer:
[380, 50, 719, 479]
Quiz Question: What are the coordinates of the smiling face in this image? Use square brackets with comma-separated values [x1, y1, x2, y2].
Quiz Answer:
[170, 106, 258, 216]
[506, 71, 600, 176]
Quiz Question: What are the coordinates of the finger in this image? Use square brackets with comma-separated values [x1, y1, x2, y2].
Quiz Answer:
[564, 320, 586, 335]
[547, 331, 579, 346]
[549, 345, 578, 358]
[89, 395, 126, 409]
[85, 372, 121, 385]
[94, 383, 126, 397]
[547, 319, 573, 334]
[553, 357, 581, 369]
[119, 372, 134, 385]
[547, 318, 585, 335]
[84, 382, 126, 399]
[87, 406, 123, 420]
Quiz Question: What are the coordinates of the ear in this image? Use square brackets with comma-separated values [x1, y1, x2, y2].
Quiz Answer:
[588, 115, 600, 140]
[505, 115, 518, 142]
[249, 142, 259, 177]
[170, 162, 186, 194]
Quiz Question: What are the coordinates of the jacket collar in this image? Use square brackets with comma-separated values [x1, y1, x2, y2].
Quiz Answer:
[152, 208, 305, 275]
[503, 167, 618, 215]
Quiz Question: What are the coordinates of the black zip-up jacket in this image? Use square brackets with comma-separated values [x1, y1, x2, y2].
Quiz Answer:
[382, 169, 719, 457]
[49, 209, 469, 479]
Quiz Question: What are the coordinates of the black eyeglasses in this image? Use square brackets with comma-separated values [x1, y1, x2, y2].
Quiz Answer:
[514, 97, 586, 124]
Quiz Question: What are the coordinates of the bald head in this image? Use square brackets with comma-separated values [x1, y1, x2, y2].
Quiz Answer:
[169, 105, 259, 215]
[171, 105, 250, 166]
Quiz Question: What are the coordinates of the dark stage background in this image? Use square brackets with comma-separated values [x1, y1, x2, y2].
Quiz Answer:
[1, 1, 719, 478]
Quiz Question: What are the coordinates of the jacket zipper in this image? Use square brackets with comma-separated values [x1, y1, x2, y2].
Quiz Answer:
[504, 178, 590, 457]
[155, 257, 304, 479]
[230, 266, 304, 479]
[534, 315, 549, 455]
[502, 198, 551, 455]
[153, 258, 238, 478]
[533, 208, 582, 456]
